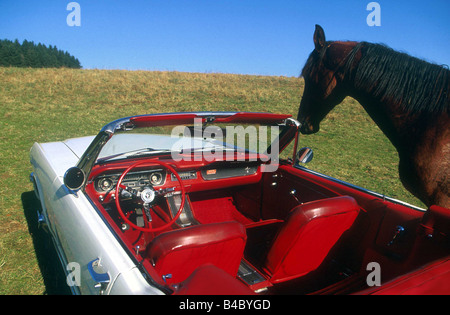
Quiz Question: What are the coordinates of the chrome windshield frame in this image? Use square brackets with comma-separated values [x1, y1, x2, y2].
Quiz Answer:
[75, 112, 299, 190]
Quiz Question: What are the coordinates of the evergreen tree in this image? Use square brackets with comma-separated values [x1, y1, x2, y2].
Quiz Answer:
[0, 39, 82, 68]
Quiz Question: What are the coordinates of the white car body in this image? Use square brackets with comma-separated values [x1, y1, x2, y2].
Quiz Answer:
[30, 137, 165, 295]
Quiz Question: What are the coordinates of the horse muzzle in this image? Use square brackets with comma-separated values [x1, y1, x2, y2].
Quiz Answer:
[299, 120, 319, 134]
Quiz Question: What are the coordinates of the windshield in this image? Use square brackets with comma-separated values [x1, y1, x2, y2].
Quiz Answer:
[97, 121, 286, 166]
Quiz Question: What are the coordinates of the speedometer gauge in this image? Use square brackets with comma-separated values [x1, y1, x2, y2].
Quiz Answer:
[99, 178, 113, 191]
[150, 172, 163, 185]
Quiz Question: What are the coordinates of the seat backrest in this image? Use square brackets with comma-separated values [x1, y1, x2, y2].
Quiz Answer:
[265, 196, 360, 283]
[146, 221, 246, 285]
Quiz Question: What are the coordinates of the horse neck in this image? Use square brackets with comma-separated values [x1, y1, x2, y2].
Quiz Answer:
[338, 41, 448, 154]
[337, 46, 416, 152]
[346, 85, 418, 153]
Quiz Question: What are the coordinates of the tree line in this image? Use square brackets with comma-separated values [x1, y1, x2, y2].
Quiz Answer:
[0, 39, 81, 69]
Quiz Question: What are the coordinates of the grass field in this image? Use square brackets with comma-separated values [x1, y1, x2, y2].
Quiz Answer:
[0, 67, 424, 294]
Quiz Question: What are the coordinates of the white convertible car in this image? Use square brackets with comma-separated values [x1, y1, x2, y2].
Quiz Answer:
[30, 112, 450, 295]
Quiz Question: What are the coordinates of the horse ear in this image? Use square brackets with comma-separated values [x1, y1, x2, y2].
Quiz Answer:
[313, 24, 326, 51]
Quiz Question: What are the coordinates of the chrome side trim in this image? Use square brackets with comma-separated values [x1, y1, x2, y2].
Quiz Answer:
[37, 212, 50, 234]
[29, 172, 40, 201]
[42, 216, 81, 295]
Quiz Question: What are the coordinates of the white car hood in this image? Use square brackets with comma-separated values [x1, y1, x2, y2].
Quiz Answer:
[63, 136, 96, 159]
[33, 136, 96, 178]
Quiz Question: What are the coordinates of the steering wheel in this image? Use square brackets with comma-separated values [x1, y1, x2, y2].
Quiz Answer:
[114, 160, 185, 232]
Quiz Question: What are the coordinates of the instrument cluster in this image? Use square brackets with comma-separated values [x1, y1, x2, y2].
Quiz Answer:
[94, 169, 166, 192]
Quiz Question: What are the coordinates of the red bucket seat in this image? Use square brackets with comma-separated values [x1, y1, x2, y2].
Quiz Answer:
[264, 196, 360, 283]
[146, 221, 246, 285]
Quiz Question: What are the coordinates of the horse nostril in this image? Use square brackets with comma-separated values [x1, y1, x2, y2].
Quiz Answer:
[299, 120, 318, 134]
[300, 123, 310, 134]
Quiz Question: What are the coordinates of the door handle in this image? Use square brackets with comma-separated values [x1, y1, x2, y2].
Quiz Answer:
[87, 258, 110, 293]
[387, 225, 405, 246]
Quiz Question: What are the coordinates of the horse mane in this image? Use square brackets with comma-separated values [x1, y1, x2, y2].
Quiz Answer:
[344, 42, 449, 114]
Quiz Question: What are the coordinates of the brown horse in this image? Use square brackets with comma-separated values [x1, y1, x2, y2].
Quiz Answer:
[297, 25, 449, 209]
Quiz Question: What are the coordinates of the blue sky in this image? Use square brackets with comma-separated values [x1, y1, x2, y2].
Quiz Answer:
[0, 0, 448, 77]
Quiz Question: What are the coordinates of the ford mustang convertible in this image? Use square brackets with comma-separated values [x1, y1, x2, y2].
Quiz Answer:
[29, 112, 449, 295]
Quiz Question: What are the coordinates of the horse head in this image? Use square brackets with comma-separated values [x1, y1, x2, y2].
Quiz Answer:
[297, 25, 358, 134]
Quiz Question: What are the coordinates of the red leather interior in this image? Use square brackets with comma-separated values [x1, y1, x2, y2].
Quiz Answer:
[265, 196, 360, 283]
[88, 145, 450, 294]
[420, 205, 450, 240]
[174, 264, 255, 295]
[358, 257, 450, 295]
[146, 221, 247, 285]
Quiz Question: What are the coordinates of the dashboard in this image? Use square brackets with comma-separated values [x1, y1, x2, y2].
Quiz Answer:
[94, 169, 166, 192]
[89, 160, 263, 200]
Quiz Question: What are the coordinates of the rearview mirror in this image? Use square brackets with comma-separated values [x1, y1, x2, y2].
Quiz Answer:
[296, 147, 314, 164]
[64, 167, 85, 191]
